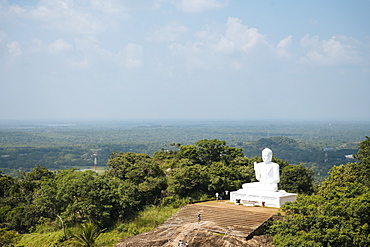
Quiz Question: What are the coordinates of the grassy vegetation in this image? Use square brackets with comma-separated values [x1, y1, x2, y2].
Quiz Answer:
[111, 205, 181, 243]
[15, 204, 182, 246]
[16, 230, 65, 247]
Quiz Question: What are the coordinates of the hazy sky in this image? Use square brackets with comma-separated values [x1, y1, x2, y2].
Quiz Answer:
[1, 0, 369, 121]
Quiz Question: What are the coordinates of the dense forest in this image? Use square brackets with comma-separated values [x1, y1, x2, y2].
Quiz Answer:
[269, 136, 370, 246]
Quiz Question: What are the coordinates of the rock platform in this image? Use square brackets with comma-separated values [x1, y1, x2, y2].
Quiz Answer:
[116, 201, 279, 247]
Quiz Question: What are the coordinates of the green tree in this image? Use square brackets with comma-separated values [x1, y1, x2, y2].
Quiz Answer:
[207, 161, 250, 194]
[55, 170, 96, 223]
[23, 164, 54, 182]
[279, 164, 314, 194]
[106, 152, 166, 206]
[178, 145, 199, 164]
[270, 137, 370, 246]
[179, 139, 243, 166]
[0, 228, 21, 246]
[353, 136, 370, 187]
[167, 164, 209, 198]
[229, 156, 255, 184]
[0, 171, 15, 198]
[54, 169, 127, 229]
[0, 166, 56, 233]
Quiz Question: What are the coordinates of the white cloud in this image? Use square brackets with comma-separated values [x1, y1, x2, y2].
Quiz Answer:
[9, 0, 128, 35]
[23, 2, 98, 35]
[195, 17, 266, 55]
[48, 38, 73, 54]
[223, 17, 266, 52]
[74, 37, 111, 58]
[122, 43, 143, 69]
[299, 35, 362, 66]
[70, 58, 90, 69]
[168, 43, 184, 55]
[201, 17, 266, 55]
[178, 0, 227, 13]
[212, 36, 235, 54]
[168, 42, 211, 72]
[277, 35, 293, 49]
[90, 0, 126, 15]
[275, 35, 293, 60]
[9, 4, 26, 15]
[149, 22, 189, 42]
[153, 0, 166, 10]
[7, 41, 22, 57]
[300, 34, 320, 48]
[166, 17, 269, 72]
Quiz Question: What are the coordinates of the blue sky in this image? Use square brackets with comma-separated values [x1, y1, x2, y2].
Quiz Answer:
[1, 0, 369, 121]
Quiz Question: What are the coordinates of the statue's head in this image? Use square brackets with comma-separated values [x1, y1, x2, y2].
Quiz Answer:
[262, 148, 273, 162]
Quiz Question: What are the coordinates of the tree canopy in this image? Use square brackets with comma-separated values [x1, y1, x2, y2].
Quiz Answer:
[0, 138, 319, 246]
[269, 136, 370, 246]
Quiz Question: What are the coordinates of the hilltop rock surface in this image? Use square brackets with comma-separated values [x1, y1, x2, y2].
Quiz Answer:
[116, 201, 277, 247]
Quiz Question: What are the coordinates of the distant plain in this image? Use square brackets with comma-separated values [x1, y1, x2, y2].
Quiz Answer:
[1, 119, 369, 180]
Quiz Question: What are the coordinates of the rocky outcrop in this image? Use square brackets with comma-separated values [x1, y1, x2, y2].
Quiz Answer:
[117, 201, 277, 247]
[117, 222, 274, 247]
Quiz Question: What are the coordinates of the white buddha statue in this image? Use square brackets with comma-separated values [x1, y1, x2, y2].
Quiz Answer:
[242, 148, 279, 192]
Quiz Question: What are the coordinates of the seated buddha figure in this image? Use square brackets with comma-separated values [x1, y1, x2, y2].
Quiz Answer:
[242, 148, 279, 192]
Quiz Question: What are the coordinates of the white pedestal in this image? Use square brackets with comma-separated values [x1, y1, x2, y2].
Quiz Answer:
[230, 189, 297, 208]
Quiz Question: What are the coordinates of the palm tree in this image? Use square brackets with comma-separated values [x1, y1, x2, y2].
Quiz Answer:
[69, 221, 104, 247]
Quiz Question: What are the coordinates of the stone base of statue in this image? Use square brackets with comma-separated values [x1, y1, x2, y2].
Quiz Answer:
[230, 186, 297, 208]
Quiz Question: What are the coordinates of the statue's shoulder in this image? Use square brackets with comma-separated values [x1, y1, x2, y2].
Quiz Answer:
[272, 162, 279, 167]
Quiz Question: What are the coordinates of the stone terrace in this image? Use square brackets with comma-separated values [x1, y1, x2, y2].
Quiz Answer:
[162, 201, 277, 239]
[117, 201, 279, 247]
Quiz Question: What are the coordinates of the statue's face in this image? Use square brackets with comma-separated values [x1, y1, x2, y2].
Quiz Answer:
[262, 149, 272, 162]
